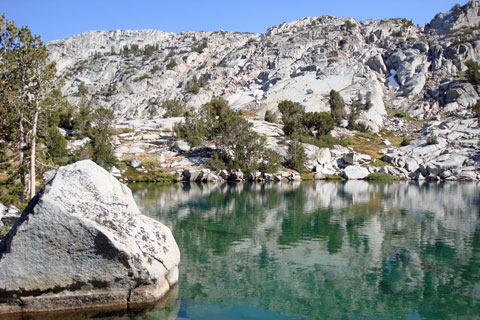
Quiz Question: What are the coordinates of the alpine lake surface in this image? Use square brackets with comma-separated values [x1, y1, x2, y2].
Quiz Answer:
[90, 181, 480, 320]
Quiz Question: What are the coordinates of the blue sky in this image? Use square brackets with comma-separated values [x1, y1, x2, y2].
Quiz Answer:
[2, 0, 466, 43]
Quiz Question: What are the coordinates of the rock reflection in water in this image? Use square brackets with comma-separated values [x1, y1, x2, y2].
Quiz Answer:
[130, 181, 480, 319]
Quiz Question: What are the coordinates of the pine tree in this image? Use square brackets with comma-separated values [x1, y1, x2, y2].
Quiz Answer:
[0, 14, 56, 200]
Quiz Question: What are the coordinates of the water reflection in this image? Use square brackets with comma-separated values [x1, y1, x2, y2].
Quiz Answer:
[130, 181, 480, 320]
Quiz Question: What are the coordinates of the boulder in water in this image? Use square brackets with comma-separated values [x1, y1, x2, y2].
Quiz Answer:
[0, 160, 180, 315]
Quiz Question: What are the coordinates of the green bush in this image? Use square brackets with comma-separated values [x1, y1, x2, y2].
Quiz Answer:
[326, 174, 342, 181]
[466, 60, 480, 85]
[45, 127, 69, 165]
[392, 30, 403, 37]
[192, 40, 208, 54]
[141, 160, 161, 171]
[366, 173, 396, 181]
[427, 135, 439, 145]
[264, 110, 277, 123]
[394, 111, 408, 118]
[150, 65, 160, 74]
[329, 50, 339, 57]
[162, 99, 187, 118]
[356, 132, 376, 139]
[206, 152, 227, 171]
[372, 159, 389, 167]
[175, 98, 279, 173]
[344, 21, 356, 31]
[329, 90, 346, 125]
[166, 59, 177, 70]
[285, 138, 307, 173]
[400, 136, 411, 146]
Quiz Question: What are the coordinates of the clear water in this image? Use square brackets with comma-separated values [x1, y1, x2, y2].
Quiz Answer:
[107, 181, 480, 319]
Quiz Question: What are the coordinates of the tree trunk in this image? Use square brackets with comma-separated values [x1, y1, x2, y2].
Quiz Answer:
[29, 106, 39, 200]
[18, 114, 28, 200]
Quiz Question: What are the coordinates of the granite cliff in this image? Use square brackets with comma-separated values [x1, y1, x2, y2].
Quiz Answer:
[46, 1, 480, 181]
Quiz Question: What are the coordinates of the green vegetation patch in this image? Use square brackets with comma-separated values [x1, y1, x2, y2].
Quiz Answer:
[366, 173, 398, 181]
[326, 174, 343, 181]
[122, 167, 178, 183]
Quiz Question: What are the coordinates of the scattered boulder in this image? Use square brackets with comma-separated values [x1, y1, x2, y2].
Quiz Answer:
[0, 160, 180, 315]
[110, 165, 122, 177]
[175, 140, 191, 153]
[42, 169, 57, 182]
[343, 165, 370, 180]
[130, 159, 141, 168]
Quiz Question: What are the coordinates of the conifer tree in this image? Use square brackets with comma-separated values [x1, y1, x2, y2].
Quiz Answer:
[0, 14, 56, 200]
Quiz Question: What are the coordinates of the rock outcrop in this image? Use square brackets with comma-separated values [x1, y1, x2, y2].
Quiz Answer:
[44, 1, 480, 181]
[0, 160, 180, 315]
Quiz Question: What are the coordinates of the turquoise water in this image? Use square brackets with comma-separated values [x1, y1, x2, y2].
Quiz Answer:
[117, 181, 480, 319]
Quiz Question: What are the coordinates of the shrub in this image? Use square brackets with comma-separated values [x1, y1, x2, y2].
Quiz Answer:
[392, 30, 403, 37]
[326, 174, 342, 181]
[206, 152, 227, 171]
[89, 107, 116, 169]
[192, 40, 208, 54]
[466, 60, 480, 85]
[264, 110, 277, 123]
[259, 149, 282, 173]
[278, 100, 305, 136]
[400, 136, 411, 146]
[427, 135, 439, 145]
[366, 173, 395, 181]
[395, 111, 408, 118]
[141, 160, 161, 171]
[344, 20, 356, 31]
[365, 91, 373, 110]
[150, 65, 160, 74]
[329, 50, 339, 57]
[303, 112, 335, 138]
[161, 99, 187, 118]
[329, 90, 346, 125]
[45, 127, 69, 165]
[175, 98, 278, 174]
[372, 159, 389, 167]
[166, 59, 177, 70]
[185, 76, 200, 94]
[285, 138, 307, 173]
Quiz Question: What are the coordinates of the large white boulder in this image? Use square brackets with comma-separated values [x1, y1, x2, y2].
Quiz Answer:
[343, 165, 370, 180]
[0, 160, 180, 315]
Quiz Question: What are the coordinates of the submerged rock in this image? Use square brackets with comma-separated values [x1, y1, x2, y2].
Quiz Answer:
[0, 160, 180, 315]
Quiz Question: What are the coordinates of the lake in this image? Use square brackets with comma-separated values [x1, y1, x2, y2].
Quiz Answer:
[100, 181, 480, 320]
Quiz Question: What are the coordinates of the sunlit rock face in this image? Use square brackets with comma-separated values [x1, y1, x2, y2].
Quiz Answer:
[0, 160, 180, 315]
[47, 2, 480, 132]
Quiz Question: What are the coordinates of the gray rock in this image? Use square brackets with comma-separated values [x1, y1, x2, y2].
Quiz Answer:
[343, 165, 369, 180]
[42, 169, 57, 182]
[110, 166, 122, 177]
[130, 159, 141, 168]
[231, 171, 244, 181]
[175, 140, 191, 153]
[156, 153, 166, 163]
[380, 140, 392, 146]
[182, 169, 203, 181]
[457, 170, 478, 181]
[343, 152, 371, 165]
[0, 160, 180, 314]
[264, 173, 273, 181]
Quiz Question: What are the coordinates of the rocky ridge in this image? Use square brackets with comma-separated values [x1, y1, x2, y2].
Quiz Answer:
[48, 1, 480, 181]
